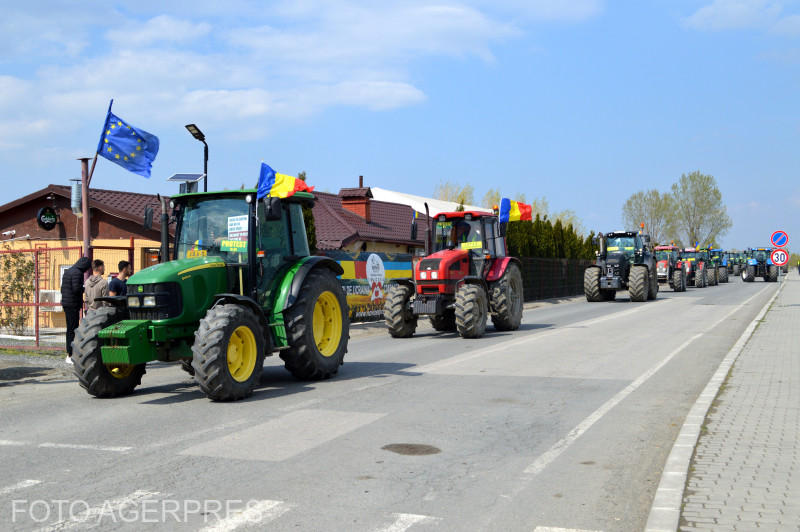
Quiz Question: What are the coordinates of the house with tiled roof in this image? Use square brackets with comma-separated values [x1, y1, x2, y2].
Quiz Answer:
[313, 177, 427, 253]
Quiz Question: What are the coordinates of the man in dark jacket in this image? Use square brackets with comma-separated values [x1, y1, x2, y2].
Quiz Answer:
[61, 256, 91, 363]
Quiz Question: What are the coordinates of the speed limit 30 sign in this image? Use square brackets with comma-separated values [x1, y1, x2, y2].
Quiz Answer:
[771, 249, 789, 267]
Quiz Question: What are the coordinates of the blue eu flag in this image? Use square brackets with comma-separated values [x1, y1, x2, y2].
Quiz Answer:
[96, 104, 159, 178]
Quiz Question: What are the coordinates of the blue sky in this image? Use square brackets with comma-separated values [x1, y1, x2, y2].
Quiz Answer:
[1, 0, 799, 249]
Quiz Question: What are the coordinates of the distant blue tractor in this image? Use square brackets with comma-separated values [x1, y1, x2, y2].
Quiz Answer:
[742, 247, 778, 282]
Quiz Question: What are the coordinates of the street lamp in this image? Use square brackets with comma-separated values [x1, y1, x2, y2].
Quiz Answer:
[184, 124, 208, 192]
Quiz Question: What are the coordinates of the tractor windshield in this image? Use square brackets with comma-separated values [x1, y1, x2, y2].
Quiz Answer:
[606, 236, 636, 256]
[682, 252, 699, 261]
[754, 250, 768, 261]
[655, 250, 673, 261]
[433, 219, 484, 252]
[176, 197, 251, 263]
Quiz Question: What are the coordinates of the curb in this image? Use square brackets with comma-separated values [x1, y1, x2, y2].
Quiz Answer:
[644, 279, 785, 532]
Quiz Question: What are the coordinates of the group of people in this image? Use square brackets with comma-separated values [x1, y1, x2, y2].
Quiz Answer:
[60, 258, 132, 364]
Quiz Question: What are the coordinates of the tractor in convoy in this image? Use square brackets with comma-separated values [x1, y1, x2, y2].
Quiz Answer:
[742, 247, 779, 282]
[654, 245, 687, 292]
[72, 188, 350, 401]
[679, 248, 709, 288]
[584, 231, 658, 302]
[706, 248, 729, 283]
[384, 210, 523, 339]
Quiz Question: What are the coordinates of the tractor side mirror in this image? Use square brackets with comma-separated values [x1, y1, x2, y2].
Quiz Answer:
[143, 206, 154, 230]
[264, 197, 282, 221]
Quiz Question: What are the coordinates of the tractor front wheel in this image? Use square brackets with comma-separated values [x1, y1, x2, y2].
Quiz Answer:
[767, 265, 779, 282]
[647, 267, 659, 300]
[455, 284, 488, 338]
[384, 284, 417, 338]
[73, 307, 146, 398]
[192, 304, 265, 401]
[584, 267, 603, 302]
[672, 268, 686, 292]
[743, 265, 755, 282]
[708, 267, 718, 286]
[490, 263, 523, 331]
[282, 268, 349, 379]
[719, 267, 729, 283]
[628, 265, 649, 302]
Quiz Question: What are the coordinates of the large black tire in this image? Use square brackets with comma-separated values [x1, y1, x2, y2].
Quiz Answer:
[629, 265, 649, 302]
[767, 265, 778, 282]
[695, 269, 706, 288]
[584, 267, 603, 302]
[73, 307, 146, 398]
[384, 284, 417, 338]
[455, 284, 488, 338]
[490, 263, 523, 331]
[192, 304, 266, 401]
[282, 268, 349, 379]
[672, 268, 686, 292]
[733, 264, 740, 276]
[430, 311, 456, 332]
[707, 266, 718, 286]
[719, 267, 729, 283]
[647, 267, 658, 300]
[743, 265, 755, 282]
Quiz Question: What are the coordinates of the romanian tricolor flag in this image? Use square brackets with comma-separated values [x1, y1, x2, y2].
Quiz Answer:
[499, 197, 532, 223]
[256, 163, 314, 200]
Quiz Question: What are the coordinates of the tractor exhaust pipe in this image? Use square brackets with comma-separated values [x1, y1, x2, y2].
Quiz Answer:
[598, 233, 606, 257]
[159, 195, 169, 263]
[424, 202, 431, 256]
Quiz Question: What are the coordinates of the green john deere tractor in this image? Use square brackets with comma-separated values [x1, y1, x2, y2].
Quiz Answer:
[72, 189, 349, 401]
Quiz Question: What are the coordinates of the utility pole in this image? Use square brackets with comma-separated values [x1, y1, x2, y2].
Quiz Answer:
[79, 158, 91, 262]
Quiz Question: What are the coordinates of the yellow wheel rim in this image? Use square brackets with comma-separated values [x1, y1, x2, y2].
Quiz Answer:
[106, 364, 134, 379]
[227, 325, 257, 382]
[313, 291, 343, 357]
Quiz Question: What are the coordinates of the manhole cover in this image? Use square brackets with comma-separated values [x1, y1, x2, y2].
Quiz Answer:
[381, 443, 441, 456]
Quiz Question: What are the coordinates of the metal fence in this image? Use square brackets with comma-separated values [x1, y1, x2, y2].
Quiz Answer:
[519, 257, 594, 301]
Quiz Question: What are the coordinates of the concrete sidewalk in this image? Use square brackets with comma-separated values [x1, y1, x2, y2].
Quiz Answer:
[679, 273, 799, 531]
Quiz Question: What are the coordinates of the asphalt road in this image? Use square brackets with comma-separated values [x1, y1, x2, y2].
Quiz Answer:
[0, 275, 778, 532]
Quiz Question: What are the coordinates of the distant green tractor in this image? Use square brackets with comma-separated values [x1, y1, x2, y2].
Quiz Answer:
[72, 189, 349, 401]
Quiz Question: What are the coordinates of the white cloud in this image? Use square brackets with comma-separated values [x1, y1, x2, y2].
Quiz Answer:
[772, 13, 800, 33]
[684, 0, 782, 30]
[0, 1, 601, 153]
[106, 15, 211, 47]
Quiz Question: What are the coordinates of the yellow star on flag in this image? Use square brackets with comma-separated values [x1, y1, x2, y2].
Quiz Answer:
[115, 154, 120, 159]
[108, 147, 113, 152]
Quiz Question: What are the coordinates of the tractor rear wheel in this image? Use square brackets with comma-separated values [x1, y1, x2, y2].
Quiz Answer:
[647, 267, 658, 300]
[733, 264, 740, 276]
[192, 304, 265, 401]
[629, 265, 648, 302]
[695, 269, 705, 288]
[719, 267, 729, 283]
[490, 263, 523, 331]
[282, 269, 349, 379]
[767, 265, 779, 282]
[384, 284, 417, 338]
[455, 284, 488, 338]
[430, 311, 456, 332]
[584, 267, 603, 302]
[73, 307, 146, 398]
[707, 267, 717, 286]
[743, 265, 755, 282]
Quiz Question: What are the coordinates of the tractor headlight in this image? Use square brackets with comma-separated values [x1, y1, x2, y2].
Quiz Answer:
[127, 296, 141, 308]
[143, 296, 157, 307]
[431, 272, 438, 279]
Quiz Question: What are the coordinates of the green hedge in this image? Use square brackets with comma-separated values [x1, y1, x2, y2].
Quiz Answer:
[505, 215, 595, 260]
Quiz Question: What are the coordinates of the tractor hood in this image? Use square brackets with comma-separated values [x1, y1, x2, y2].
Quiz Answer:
[129, 256, 226, 285]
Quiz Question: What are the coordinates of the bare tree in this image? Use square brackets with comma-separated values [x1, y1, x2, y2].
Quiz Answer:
[621, 189, 675, 245]
[434, 181, 474, 206]
[671, 171, 732, 246]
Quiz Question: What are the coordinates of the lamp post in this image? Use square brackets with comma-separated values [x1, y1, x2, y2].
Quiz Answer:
[184, 124, 208, 192]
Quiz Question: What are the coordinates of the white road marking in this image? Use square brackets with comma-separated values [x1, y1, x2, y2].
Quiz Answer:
[523, 285, 769, 476]
[34, 490, 160, 532]
[199, 500, 291, 532]
[180, 409, 386, 461]
[0, 439, 27, 446]
[38, 442, 132, 452]
[375, 513, 438, 532]
[0, 479, 41, 496]
[533, 526, 600, 532]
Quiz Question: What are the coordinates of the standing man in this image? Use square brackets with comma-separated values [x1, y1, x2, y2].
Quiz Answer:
[109, 260, 132, 296]
[60, 256, 91, 364]
[84, 259, 108, 310]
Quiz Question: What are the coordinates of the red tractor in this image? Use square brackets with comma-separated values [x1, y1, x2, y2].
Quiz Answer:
[654, 245, 687, 292]
[384, 210, 523, 339]
[680, 247, 709, 288]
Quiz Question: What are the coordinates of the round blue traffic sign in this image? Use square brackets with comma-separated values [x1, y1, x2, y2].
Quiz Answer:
[771, 230, 788, 248]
